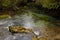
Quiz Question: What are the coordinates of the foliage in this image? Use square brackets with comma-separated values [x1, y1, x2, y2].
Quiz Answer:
[0, 0, 60, 9]
[35, 0, 60, 9]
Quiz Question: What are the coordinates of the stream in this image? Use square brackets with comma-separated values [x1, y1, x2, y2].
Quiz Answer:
[0, 12, 59, 40]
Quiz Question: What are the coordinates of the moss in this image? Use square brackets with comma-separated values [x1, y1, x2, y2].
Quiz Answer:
[0, 15, 10, 19]
[32, 13, 55, 22]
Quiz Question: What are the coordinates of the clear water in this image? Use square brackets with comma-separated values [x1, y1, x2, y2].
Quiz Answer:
[0, 12, 57, 40]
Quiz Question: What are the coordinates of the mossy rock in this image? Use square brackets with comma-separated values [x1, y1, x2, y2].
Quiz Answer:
[0, 15, 10, 19]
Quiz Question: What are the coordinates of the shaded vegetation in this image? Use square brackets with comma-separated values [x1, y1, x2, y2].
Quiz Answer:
[0, 0, 60, 19]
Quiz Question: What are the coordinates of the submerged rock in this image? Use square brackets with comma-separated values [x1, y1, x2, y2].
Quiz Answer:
[9, 26, 33, 33]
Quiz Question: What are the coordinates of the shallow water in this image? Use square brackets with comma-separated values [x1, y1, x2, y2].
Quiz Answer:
[0, 14, 38, 40]
[0, 13, 59, 40]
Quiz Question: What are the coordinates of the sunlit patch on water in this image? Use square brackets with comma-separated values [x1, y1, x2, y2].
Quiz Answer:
[21, 14, 34, 29]
[34, 31, 40, 36]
